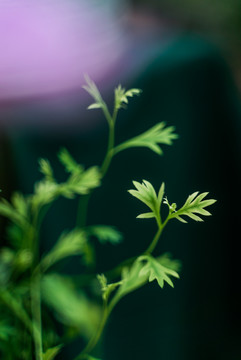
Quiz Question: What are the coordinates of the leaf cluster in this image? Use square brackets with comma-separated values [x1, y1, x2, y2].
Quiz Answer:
[128, 180, 216, 226]
[0, 76, 216, 360]
[97, 253, 181, 316]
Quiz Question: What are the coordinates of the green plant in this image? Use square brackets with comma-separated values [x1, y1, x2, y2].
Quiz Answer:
[0, 76, 216, 360]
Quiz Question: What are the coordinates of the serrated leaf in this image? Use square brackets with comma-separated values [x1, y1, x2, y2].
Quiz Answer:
[88, 225, 123, 244]
[41, 229, 87, 271]
[0, 198, 28, 227]
[11, 192, 29, 218]
[124, 88, 141, 97]
[114, 122, 178, 155]
[128, 180, 156, 211]
[115, 85, 141, 110]
[128, 180, 165, 220]
[58, 148, 84, 174]
[31, 181, 59, 210]
[138, 255, 179, 288]
[41, 274, 101, 338]
[35, 166, 102, 203]
[115, 260, 149, 299]
[42, 345, 62, 360]
[65, 166, 101, 195]
[168, 191, 216, 223]
[157, 253, 182, 273]
[83, 75, 104, 109]
[97, 273, 108, 290]
[39, 159, 55, 183]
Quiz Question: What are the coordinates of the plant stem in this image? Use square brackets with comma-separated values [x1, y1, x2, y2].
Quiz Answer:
[30, 269, 43, 360]
[73, 205, 168, 359]
[101, 121, 115, 177]
[30, 212, 43, 360]
[102, 104, 113, 127]
[143, 227, 163, 255]
[74, 218, 165, 360]
[105, 217, 169, 280]
[143, 217, 169, 255]
[74, 302, 110, 360]
[77, 221, 168, 358]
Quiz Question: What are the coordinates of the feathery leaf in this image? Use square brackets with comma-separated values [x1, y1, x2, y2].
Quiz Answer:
[41, 229, 87, 271]
[138, 255, 179, 288]
[114, 122, 178, 155]
[58, 148, 84, 174]
[116, 260, 149, 299]
[39, 159, 55, 183]
[83, 75, 104, 108]
[41, 274, 101, 338]
[88, 225, 123, 245]
[114, 85, 141, 110]
[167, 192, 216, 223]
[128, 180, 165, 220]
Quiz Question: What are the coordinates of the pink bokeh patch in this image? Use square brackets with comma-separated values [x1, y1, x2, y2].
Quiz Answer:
[0, 0, 126, 101]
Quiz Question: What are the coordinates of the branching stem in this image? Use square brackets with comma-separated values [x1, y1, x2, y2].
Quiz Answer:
[75, 216, 169, 359]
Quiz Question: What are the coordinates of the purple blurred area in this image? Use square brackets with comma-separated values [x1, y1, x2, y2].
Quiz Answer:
[0, 1, 177, 129]
[0, 0, 126, 102]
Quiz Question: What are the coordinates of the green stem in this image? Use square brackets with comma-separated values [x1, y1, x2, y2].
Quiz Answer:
[30, 270, 43, 360]
[143, 227, 162, 255]
[143, 217, 169, 255]
[101, 121, 115, 177]
[102, 104, 113, 127]
[105, 217, 168, 280]
[105, 231, 161, 280]
[73, 216, 169, 359]
[74, 302, 110, 360]
[30, 212, 43, 360]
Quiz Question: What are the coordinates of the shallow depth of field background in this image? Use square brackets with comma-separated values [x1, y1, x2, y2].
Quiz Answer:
[0, 1, 241, 359]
